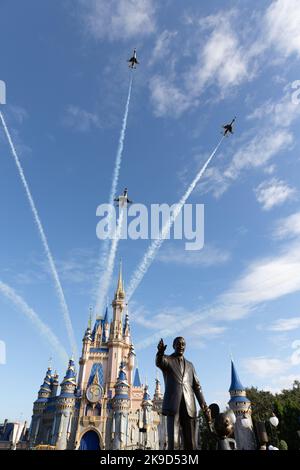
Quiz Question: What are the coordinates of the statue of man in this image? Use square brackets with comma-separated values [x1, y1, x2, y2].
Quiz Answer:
[156, 336, 211, 450]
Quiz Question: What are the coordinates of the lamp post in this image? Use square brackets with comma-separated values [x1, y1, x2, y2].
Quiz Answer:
[255, 413, 279, 450]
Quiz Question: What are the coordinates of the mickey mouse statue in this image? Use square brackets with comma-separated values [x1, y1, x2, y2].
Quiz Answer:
[208, 403, 236, 450]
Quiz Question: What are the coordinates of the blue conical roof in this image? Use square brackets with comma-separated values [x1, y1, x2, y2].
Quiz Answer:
[117, 362, 127, 382]
[61, 359, 76, 386]
[229, 360, 245, 392]
[103, 306, 109, 324]
[143, 385, 151, 401]
[133, 368, 142, 387]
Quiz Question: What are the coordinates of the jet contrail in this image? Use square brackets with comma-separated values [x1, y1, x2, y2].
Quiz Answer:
[0, 280, 68, 365]
[94, 75, 133, 317]
[95, 208, 125, 314]
[127, 137, 224, 301]
[0, 111, 77, 358]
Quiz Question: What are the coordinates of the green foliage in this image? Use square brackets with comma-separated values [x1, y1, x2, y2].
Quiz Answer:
[246, 381, 300, 450]
[246, 387, 275, 421]
[197, 410, 218, 450]
[278, 440, 288, 450]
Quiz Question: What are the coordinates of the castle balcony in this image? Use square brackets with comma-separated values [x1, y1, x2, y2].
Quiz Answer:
[81, 416, 103, 427]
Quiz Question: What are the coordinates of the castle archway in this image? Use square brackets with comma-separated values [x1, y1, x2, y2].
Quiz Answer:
[79, 430, 101, 450]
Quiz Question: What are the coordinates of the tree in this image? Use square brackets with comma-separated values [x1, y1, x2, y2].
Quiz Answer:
[197, 410, 217, 450]
[246, 381, 300, 450]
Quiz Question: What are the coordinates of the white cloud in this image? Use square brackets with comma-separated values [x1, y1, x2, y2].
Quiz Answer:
[149, 30, 177, 66]
[254, 178, 297, 211]
[185, 14, 249, 96]
[7, 105, 28, 124]
[132, 303, 226, 351]
[243, 356, 289, 378]
[149, 10, 250, 117]
[274, 211, 300, 240]
[266, 374, 300, 393]
[268, 317, 300, 332]
[224, 130, 293, 181]
[247, 90, 300, 128]
[264, 164, 276, 175]
[200, 129, 294, 199]
[149, 76, 190, 117]
[264, 0, 300, 59]
[137, 231, 300, 351]
[80, 0, 156, 41]
[242, 341, 300, 388]
[149, 2, 300, 118]
[63, 105, 101, 132]
[220, 241, 300, 311]
[158, 244, 231, 267]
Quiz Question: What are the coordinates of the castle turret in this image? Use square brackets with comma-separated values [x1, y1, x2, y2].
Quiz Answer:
[55, 359, 77, 450]
[228, 360, 256, 450]
[123, 308, 131, 344]
[152, 377, 163, 411]
[51, 372, 59, 398]
[127, 344, 135, 375]
[141, 384, 154, 450]
[107, 263, 127, 390]
[29, 367, 53, 447]
[112, 362, 130, 450]
[103, 306, 110, 343]
[152, 376, 167, 450]
[77, 315, 92, 393]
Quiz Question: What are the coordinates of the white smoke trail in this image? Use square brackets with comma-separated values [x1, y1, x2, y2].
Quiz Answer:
[0, 111, 77, 358]
[0, 280, 68, 365]
[127, 137, 224, 301]
[95, 208, 125, 314]
[108, 75, 133, 215]
[94, 75, 133, 316]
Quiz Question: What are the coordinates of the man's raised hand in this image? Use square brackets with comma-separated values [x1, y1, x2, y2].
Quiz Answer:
[157, 338, 167, 354]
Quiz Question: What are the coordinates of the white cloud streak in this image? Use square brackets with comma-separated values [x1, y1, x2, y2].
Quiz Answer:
[254, 178, 297, 211]
[0, 280, 68, 365]
[80, 0, 156, 41]
[268, 317, 300, 332]
[63, 106, 101, 132]
[158, 244, 231, 267]
[0, 111, 77, 359]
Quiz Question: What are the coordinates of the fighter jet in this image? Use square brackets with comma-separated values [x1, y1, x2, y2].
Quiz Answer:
[128, 49, 139, 69]
[222, 117, 236, 136]
[114, 188, 133, 207]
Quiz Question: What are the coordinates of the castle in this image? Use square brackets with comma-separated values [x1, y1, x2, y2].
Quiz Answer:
[26, 265, 256, 450]
[28, 265, 167, 450]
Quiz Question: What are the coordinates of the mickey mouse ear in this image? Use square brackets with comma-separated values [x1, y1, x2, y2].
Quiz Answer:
[209, 403, 220, 419]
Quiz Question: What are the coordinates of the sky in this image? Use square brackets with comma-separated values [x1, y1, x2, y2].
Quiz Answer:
[1, 0, 300, 422]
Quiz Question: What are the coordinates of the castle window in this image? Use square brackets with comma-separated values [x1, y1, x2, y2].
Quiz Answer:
[86, 404, 101, 417]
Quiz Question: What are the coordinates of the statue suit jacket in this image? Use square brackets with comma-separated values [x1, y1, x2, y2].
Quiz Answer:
[156, 352, 207, 418]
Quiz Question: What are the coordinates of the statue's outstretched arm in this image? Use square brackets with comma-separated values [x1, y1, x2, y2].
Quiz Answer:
[156, 338, 168, 370]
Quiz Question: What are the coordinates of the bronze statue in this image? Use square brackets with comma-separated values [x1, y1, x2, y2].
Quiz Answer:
[156, 336, 211, 450]
[209, 403, 236, 450]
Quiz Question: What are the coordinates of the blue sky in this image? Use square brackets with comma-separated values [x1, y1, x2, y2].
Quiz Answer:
[1, 0, 300, 422]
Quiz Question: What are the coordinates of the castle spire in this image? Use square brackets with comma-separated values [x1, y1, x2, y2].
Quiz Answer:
[228, 359, 257, 450]
[115, 260, 125, 300]
[229, 360, 245, 392]
[133, 367, 142, 387]
[60, 358, 77, 393]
